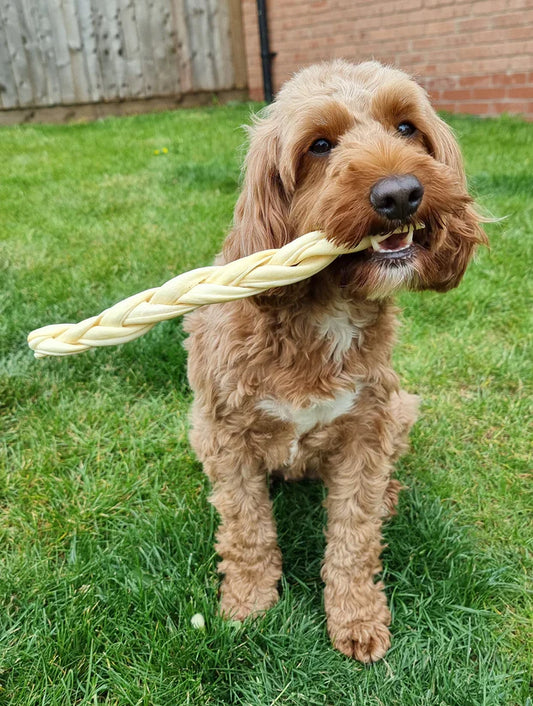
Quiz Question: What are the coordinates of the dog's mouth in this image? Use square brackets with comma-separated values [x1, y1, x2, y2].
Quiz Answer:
[327, 218, 438, 289]
[365, 221, 430, 259]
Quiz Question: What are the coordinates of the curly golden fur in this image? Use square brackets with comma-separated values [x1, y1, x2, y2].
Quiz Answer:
[184, 60, 487, 662]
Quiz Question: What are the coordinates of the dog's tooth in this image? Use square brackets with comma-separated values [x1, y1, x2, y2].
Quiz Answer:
[368, 232, 395, 251]
[406, 225, 414, 245]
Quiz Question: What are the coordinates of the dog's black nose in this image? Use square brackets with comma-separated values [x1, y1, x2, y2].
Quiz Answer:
[369, 175, 424, 220]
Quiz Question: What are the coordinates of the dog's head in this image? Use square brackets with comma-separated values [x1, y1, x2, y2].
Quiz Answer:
[224, 60, 487, 299]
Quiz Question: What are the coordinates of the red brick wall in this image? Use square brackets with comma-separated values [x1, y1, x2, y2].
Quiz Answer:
[241, 0, 533, 119]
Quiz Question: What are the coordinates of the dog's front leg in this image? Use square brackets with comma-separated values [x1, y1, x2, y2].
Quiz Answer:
[321, 447, 392, 663]
[207, 459, 282, 621]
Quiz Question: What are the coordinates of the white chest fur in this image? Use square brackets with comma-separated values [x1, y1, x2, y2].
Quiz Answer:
[257, 388, 359, 435]
[255, 300, 372, 465]
[257, 389, 359, 466]
[315, 299, 370, 361]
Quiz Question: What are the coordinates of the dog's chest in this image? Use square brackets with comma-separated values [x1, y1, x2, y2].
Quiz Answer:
[257, 388, 359, 436]
[253, 299, 372, 467]
[255, 305, 364, 465]
[316, 301, 364, 361]
[257, 388, 359, 467]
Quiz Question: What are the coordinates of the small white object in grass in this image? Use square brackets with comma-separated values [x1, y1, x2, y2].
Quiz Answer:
[191, 613, 205, 630]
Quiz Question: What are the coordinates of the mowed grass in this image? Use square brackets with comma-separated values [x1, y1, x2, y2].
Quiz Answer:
[0, 104, 531, 705]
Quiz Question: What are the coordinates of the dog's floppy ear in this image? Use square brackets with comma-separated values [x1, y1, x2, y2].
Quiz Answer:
[422, 113, 488, 292]
[424, 206, 488, 292]
[223, 118, 294, 262]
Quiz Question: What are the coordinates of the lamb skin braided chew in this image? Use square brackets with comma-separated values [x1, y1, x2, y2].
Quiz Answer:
[27, 230, 385, 359]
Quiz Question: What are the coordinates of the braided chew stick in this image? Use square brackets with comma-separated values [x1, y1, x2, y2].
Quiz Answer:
[28, 229, 385, 359]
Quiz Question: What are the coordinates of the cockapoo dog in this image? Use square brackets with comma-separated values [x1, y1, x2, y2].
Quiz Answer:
[184, 60, 487, 662]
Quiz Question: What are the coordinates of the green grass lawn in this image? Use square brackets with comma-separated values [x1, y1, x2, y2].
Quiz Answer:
[1, 103, 531, 705]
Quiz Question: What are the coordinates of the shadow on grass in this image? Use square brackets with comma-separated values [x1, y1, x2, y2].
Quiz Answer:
[7, 319, 192, 410]
[271, 479, 327, 611]
[113, 320, 190, 393]
[196, 479, 527, 705]
[270, 478, 520, 636]
[0, 477, 527, 704]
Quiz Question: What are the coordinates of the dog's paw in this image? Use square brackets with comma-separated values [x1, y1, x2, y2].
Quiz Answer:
[330, 620, 391, 663]
[219, 581, 279, 621]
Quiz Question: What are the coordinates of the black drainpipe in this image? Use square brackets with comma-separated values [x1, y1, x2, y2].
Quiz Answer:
[256, 0, 274, 103]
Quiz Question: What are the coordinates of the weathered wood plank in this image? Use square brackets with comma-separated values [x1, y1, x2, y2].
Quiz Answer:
[116, 0, 145, 98]
[185, 0, 216, 91]
[77, 0, 104, 102]
[132, 0, 156, 96]
[170, 0, 193, 95]
[208, 0, 234, 89]
[92, 0, 122, 101]
[61, 0, 91, 103]
[33, 0, 62, 105]
[0, 4, 19, 108]
[18, 0, 48, 105]
[150, 0, 180, 96]
[1, 0, 33, 106]
[226, 0, 247, 90]
[46, 0, 76, 103]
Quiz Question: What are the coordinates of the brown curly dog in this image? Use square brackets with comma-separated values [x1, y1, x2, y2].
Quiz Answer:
[184, 60, 487, 663]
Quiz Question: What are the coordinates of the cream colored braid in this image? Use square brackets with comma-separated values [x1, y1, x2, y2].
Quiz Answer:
[27, 228, 398, 358]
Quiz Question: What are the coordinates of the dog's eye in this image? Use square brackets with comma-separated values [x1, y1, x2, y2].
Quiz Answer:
[309, 138, 332, 155]
[397, 122, 417, 137]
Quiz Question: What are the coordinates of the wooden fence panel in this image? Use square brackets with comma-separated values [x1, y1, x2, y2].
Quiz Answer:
[0, 0, 246, 112]
[33, 1, 62, 104]
[77, 0, 104, 102]
[2, 0, 34, 106]
[0, 4, 18, 108]
[116, 0, 144, 98]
